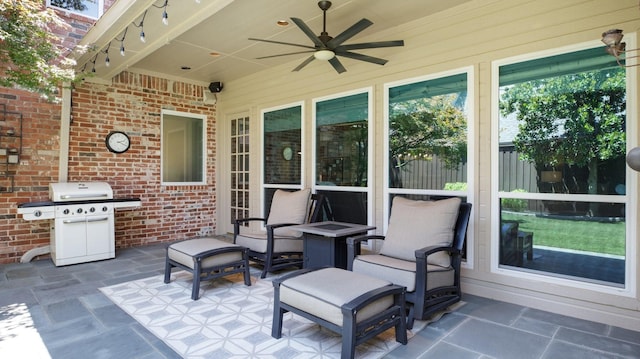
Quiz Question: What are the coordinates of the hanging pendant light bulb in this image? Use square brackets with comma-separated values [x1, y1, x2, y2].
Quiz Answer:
[105, 55, 110, 67]
[162, 10, 168, 25]
[120, 44, 125, 56]
[140, 30, 146, 43]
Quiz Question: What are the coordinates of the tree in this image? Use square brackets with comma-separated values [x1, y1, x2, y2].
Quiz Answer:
[0, 0, 82, 102]
[500, 68, 626, 197]
[389, 94, 468, 187]
[51, 0, 87, 11]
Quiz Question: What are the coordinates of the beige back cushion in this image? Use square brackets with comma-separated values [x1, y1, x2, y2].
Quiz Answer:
[267, 189, 311, 237]
[380, 196, 461, 267]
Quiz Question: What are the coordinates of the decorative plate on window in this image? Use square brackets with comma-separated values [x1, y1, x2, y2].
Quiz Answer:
[283, 147, 293, 161]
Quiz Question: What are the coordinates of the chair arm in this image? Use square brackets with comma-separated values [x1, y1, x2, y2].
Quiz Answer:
[347, 235, 386, 270]
[414, 244, 459, 259]
[233, 217, 266, 237]
[194, 245, 247, 261]
[342, 284, 406, 314]
[266, 222, 301, 230]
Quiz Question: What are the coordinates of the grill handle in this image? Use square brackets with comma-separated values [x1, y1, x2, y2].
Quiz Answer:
[63, 216, 110, 224]
[60, 193, 110, 200]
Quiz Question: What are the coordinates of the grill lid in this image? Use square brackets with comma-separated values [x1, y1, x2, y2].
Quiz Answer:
[49, 182, 113, 202]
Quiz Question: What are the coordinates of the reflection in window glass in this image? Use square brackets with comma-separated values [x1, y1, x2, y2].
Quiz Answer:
[497, 47, 627, 286]
[48, 0, 103, 19]
[388, 73, 468, 190]
[161, 110, 205, 184]
[500, 200, 625, 286]
[316, 93, 368, 187]
[264, 106, 302, 185]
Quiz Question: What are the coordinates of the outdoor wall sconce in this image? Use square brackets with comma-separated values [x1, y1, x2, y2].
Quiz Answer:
[601, 29, 639, 67]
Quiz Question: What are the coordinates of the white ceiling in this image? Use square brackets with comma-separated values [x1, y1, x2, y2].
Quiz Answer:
[77, 0, 471, 84]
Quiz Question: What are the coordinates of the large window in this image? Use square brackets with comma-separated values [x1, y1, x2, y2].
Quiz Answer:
[48, 0, 103, 19]
[494, 46, 629, 287]
[161, 110, 206, 184]
[262, 104, 303, 216]
[314, 90, 372, 227]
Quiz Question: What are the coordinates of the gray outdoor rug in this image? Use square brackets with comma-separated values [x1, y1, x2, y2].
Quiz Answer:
[100, 270, 449, 358]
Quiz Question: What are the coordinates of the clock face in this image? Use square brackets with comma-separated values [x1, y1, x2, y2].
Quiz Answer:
[106, 131, 131, 153]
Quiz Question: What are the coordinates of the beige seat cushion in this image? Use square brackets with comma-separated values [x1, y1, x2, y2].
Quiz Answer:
[267, 188, 311, 237]
[352, 254, 454, 292]
[279, 268, 395, 327]
[235, 232, 303, 253]
[168, 237, 243, 269]
[380, 196, 461, 267]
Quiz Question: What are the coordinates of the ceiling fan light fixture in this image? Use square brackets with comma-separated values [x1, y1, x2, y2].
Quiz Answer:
[314, 49, 335, 60]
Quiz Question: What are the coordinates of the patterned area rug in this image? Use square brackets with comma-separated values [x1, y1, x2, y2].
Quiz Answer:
[100, 271, 436, 359]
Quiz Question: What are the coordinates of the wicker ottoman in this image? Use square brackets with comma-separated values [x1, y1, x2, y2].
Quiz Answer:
[164, 237, 251, 300]
[272, 267, 407, 359]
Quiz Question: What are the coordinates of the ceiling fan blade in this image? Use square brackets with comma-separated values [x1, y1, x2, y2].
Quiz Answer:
[336, 51, 388, 66]
[335, 40, 404, 51]
[290, 17, 325, 47]
[326, 18, 373, 48]
[292, 55, 316, 72]
[248, 37, 316, 50]
[329, 57, 346, 74]
[256, 50, 316, 59]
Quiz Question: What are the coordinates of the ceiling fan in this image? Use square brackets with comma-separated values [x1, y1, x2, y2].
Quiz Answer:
[249, 1, 404, 74]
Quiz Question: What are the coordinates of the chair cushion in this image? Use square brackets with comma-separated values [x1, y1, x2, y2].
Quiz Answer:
[352, 254, 454, 292]
[235, 232, 303, 253]
[380, 196, 461, 267]
[168, 237, 243, 269]
[279, 268, 394, 326]
[267, 189, 311, 237]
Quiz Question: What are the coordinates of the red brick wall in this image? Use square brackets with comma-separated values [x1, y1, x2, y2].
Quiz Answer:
[0, 72, 217, 264]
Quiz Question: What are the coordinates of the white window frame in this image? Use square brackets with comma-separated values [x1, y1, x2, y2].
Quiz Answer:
[490, 39, 637, 297]
[47, 0, 104, 20]
[260, 101, 306, 218]
[160, 109, 207, 186]
[383, 66, 476, 268]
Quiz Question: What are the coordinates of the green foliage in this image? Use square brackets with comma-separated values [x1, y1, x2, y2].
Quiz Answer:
[444, 182, 467, 191]
[51, 0, 87, 11]
[389, 94, 467, 168]
[500, 69, 626, 169]
[501, 189, 528, 212]
[0, 0, 82, 101]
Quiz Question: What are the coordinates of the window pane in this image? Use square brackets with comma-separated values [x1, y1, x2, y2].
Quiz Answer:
[49, 0, 102, 19]
[388, 74, 468, 190]
[264, 106, 302, 185]
[500, 200, 625, 286]
[316, 93, 368, 186]
[497, 47, 627, 286]
[498, 48, 626, 196]
[162, 111, 205, 183]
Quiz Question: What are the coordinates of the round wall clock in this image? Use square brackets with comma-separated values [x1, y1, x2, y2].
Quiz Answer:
[105, 131, 131, 154]
[282, 146, 293, 161]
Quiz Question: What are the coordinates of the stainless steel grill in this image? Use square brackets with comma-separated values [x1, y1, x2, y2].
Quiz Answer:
[17, 182, 140, 266]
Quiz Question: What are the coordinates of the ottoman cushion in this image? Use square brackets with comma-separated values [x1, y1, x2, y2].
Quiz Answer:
[279, 267, 395, 326]
[168, 237, 243, 269]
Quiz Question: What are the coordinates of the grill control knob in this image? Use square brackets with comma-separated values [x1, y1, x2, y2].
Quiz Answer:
[34, 210, 42, 217]
[63, 209, 70, 215]
[76, 208, 83, 214]
[89, 207, 96, 213]
[102, 206, 108, 212]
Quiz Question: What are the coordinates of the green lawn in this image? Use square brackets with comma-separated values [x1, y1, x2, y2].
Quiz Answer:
[501, 212, 626, 256]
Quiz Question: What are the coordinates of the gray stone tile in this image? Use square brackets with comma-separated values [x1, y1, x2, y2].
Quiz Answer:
[43, 298, 91, 323]
[456, 295, 525, 326]
[385, 327, 439, 358]
[419, 341, 482, 359]
[609, 325, 640, 344]
[47, 325, 155, 359]
[445, 318, 550, 359]
[512, 315, 559, 337]
[543, 340, 625, 359]
[39, 316, 106, 349]
[93, 304, 136, 328]
[131, 322, 182, 359]
[522, 307, 608, 335]
[0, 287, 38, 306]
[80, 292, 114, 309]
[554, 327, 640, 358]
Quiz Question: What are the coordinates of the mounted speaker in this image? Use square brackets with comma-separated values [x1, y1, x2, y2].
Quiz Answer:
[208, 81, 223, 93]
